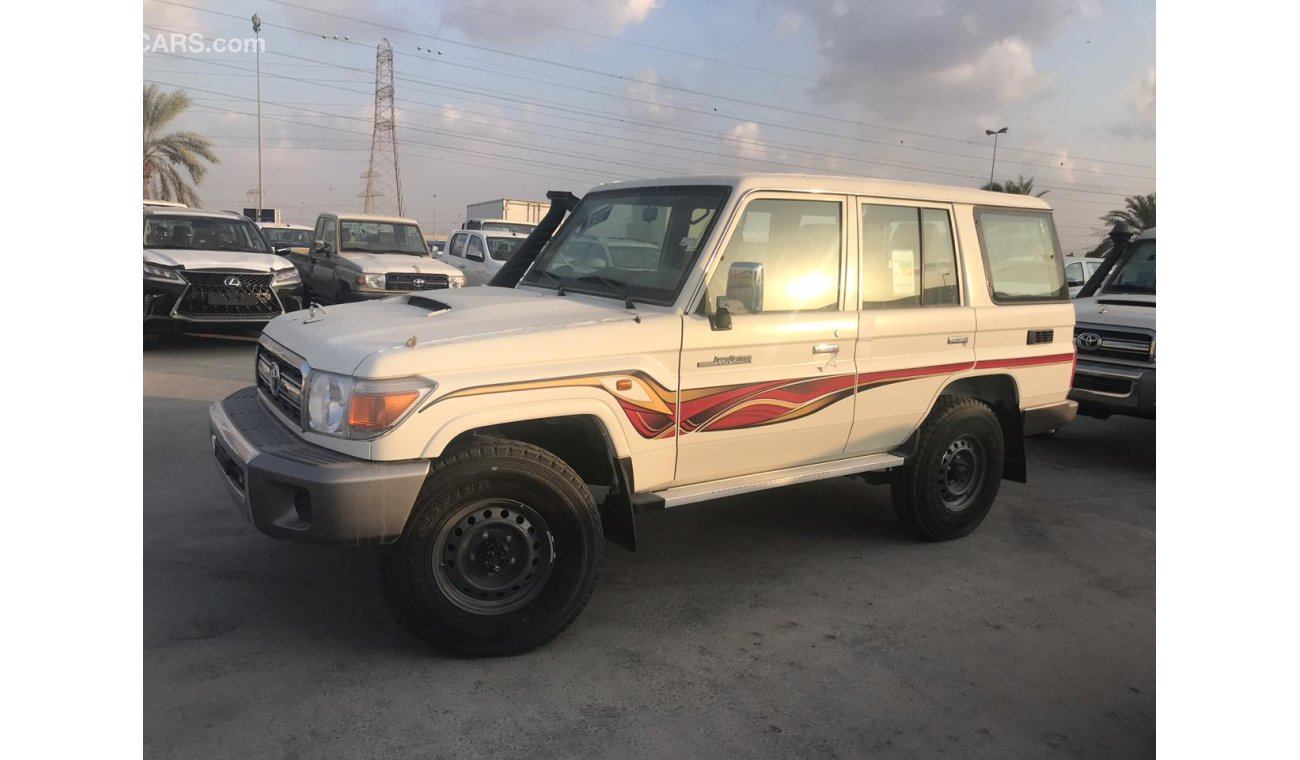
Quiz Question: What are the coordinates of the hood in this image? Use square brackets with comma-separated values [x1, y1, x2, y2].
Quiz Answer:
[341, 252, 461, 276]
[263, 287, 641, 375]
[1073, 294, 1156, 332]
[144, 247, 291, 272]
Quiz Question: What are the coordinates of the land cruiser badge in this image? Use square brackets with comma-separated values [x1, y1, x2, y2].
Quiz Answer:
[697, 354, 753, 368]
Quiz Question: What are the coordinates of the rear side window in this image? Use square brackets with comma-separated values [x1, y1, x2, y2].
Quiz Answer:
[974, 209, 1067, 302]
[860, 204, 960, 309]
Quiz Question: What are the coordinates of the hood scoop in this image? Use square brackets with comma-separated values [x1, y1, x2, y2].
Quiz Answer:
[407, 295, 452, 315]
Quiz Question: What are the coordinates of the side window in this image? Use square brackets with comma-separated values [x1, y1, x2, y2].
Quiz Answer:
[704, 198, 842, 314]
[466, 236, 486, 262]
[449, 234, 467, 258]
[974, 209, 1067, 302]
[316, 218, 335, 256]
[1065, 261, 1083, 284]
[860, 204, 959, 309]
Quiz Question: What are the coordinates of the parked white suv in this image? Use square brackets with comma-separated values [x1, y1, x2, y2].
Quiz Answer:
[442, 228, 528, 286]
[209, 174, 1077, 655]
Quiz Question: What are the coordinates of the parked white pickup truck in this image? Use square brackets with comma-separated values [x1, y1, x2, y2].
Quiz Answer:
[209, 174, 1077, 656]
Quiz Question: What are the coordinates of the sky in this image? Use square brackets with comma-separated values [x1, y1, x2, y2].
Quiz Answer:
[142, 0, 1156, 252]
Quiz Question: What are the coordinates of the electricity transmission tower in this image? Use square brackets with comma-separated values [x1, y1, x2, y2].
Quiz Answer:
[360, 39, 403, 216]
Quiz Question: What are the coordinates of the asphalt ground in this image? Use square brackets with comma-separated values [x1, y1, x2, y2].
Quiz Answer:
[145, 333, 1155, 759]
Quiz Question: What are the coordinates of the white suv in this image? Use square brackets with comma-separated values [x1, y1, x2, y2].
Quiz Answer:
[209, 174, 1077, 655]
[442, 228, 529, 286]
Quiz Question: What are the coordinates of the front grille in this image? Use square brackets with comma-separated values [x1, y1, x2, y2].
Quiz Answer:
[256, 343, 304, 425]
[176, 270, 281, 318]
[1073, 326, 1153, 364]
[386, 272, 448, 291]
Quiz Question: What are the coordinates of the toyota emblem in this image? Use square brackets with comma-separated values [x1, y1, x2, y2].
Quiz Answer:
[1076, 332, 1102, 350]
[223, 276, 242, 287]
[412, 278, 426, 288]
[267, 362, 281, 394]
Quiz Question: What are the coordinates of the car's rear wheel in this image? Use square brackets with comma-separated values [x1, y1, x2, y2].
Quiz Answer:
[381, 439, 602, 656]
[892, 397, 1005, 541]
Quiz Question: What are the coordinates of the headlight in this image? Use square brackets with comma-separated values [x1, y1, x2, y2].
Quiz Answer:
[144, 263, 183, 282]
[272, 267, 301, 286]
[449, 274, 465, 288]
[305, 371, 435, 439]
[357, 273, 387, 289]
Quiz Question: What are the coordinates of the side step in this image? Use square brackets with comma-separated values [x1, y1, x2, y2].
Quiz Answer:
[649, 452, 905, 510]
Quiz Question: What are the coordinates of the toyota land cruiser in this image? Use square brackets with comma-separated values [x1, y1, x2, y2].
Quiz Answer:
[209, 175, 1077, 656]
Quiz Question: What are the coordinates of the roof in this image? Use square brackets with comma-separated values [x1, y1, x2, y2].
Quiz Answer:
[258, 222, 313, 231]
[591, 173, 1054, 210]
[143, 206, 249, 220]
[322, 212, 421, 225]
[143, 199, 187, 208]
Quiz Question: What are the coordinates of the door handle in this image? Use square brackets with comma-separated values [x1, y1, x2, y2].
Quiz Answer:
[813, 343, 840, 355]
[947, 336, 969, 344]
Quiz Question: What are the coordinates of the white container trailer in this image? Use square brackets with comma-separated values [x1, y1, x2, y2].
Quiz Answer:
[466, 198, 547, 225]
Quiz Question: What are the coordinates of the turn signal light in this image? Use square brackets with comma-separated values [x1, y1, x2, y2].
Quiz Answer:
[348, 391, 420, 429]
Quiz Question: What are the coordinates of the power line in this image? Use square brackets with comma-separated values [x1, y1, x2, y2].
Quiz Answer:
[148, 44, 1151, 203]
[153, 0, 1156, 174]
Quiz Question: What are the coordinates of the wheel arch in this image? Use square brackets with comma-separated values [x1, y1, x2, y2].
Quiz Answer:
[897, 372, 1027, 483]
[423, 402, 639, 551]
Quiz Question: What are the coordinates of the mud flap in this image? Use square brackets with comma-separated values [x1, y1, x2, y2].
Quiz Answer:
[598, 456, 638, 551]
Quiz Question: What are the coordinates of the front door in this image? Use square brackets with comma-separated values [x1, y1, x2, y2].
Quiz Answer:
[676, 193, 858, 485]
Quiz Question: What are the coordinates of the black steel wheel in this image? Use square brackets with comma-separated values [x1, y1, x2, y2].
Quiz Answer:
[892, 396, 1005, 541]
[432, 499, 555, 615]
[381, 438, 602, 657]
[936, 435, 987, 513]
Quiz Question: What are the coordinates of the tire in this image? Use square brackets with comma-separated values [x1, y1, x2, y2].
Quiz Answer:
[381, 439, 603, 656]
[143, 331, 162, 351]
[891, 396, 1005, 542]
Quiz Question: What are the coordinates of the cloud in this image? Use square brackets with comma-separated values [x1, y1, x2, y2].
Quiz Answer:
[626, 68, 677, 124]
[439, 0, 662, 45]
[775, 12, 803, 36]
[780, 1, 1090, 118]
[723, 122, 768, 162]
[1110, 66, 1156, 140]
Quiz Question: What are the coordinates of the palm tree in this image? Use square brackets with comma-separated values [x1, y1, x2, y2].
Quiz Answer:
[981, 174, 1048, 197]
[1101, 192, 1156, 233]
[1088, 193, 1156, 257]
[143, 84, 219, 207]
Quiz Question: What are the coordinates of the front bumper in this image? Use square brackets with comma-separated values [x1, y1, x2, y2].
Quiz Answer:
[1069, 360, 1156, 420]
[208, 387, 429, 545]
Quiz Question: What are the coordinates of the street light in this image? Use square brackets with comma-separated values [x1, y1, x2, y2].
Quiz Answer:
[985, 127, 1008, 186]
[431, 193, 438, 237]
[252, 13, 263, 222]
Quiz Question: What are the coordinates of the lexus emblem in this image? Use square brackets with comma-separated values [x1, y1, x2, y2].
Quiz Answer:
[1076, 332, 1102, 350]
[412, 278, 425, 288]
[267, 362, 281, 395]
[223, 276, 242, 287]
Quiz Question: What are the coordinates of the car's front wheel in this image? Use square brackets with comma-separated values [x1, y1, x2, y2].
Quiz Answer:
[381, 439, 603, 656]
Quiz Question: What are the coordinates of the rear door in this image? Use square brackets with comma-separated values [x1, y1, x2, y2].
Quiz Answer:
[846, 199, 976, 454]
[676, 192, 858, 485]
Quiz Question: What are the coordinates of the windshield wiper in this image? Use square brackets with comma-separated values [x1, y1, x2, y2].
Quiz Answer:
[571, 274, 637, 309]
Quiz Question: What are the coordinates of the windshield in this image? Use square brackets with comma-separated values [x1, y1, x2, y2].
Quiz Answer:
[1103, 239, 1156, 295]
[144, 216, 269, 253]
[520, 186, 731, 305]
[482, 221, 536, 234]
[486, 236, 525, 261]
[262, 228, 312, 247]
[339, 220, 428, 255]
